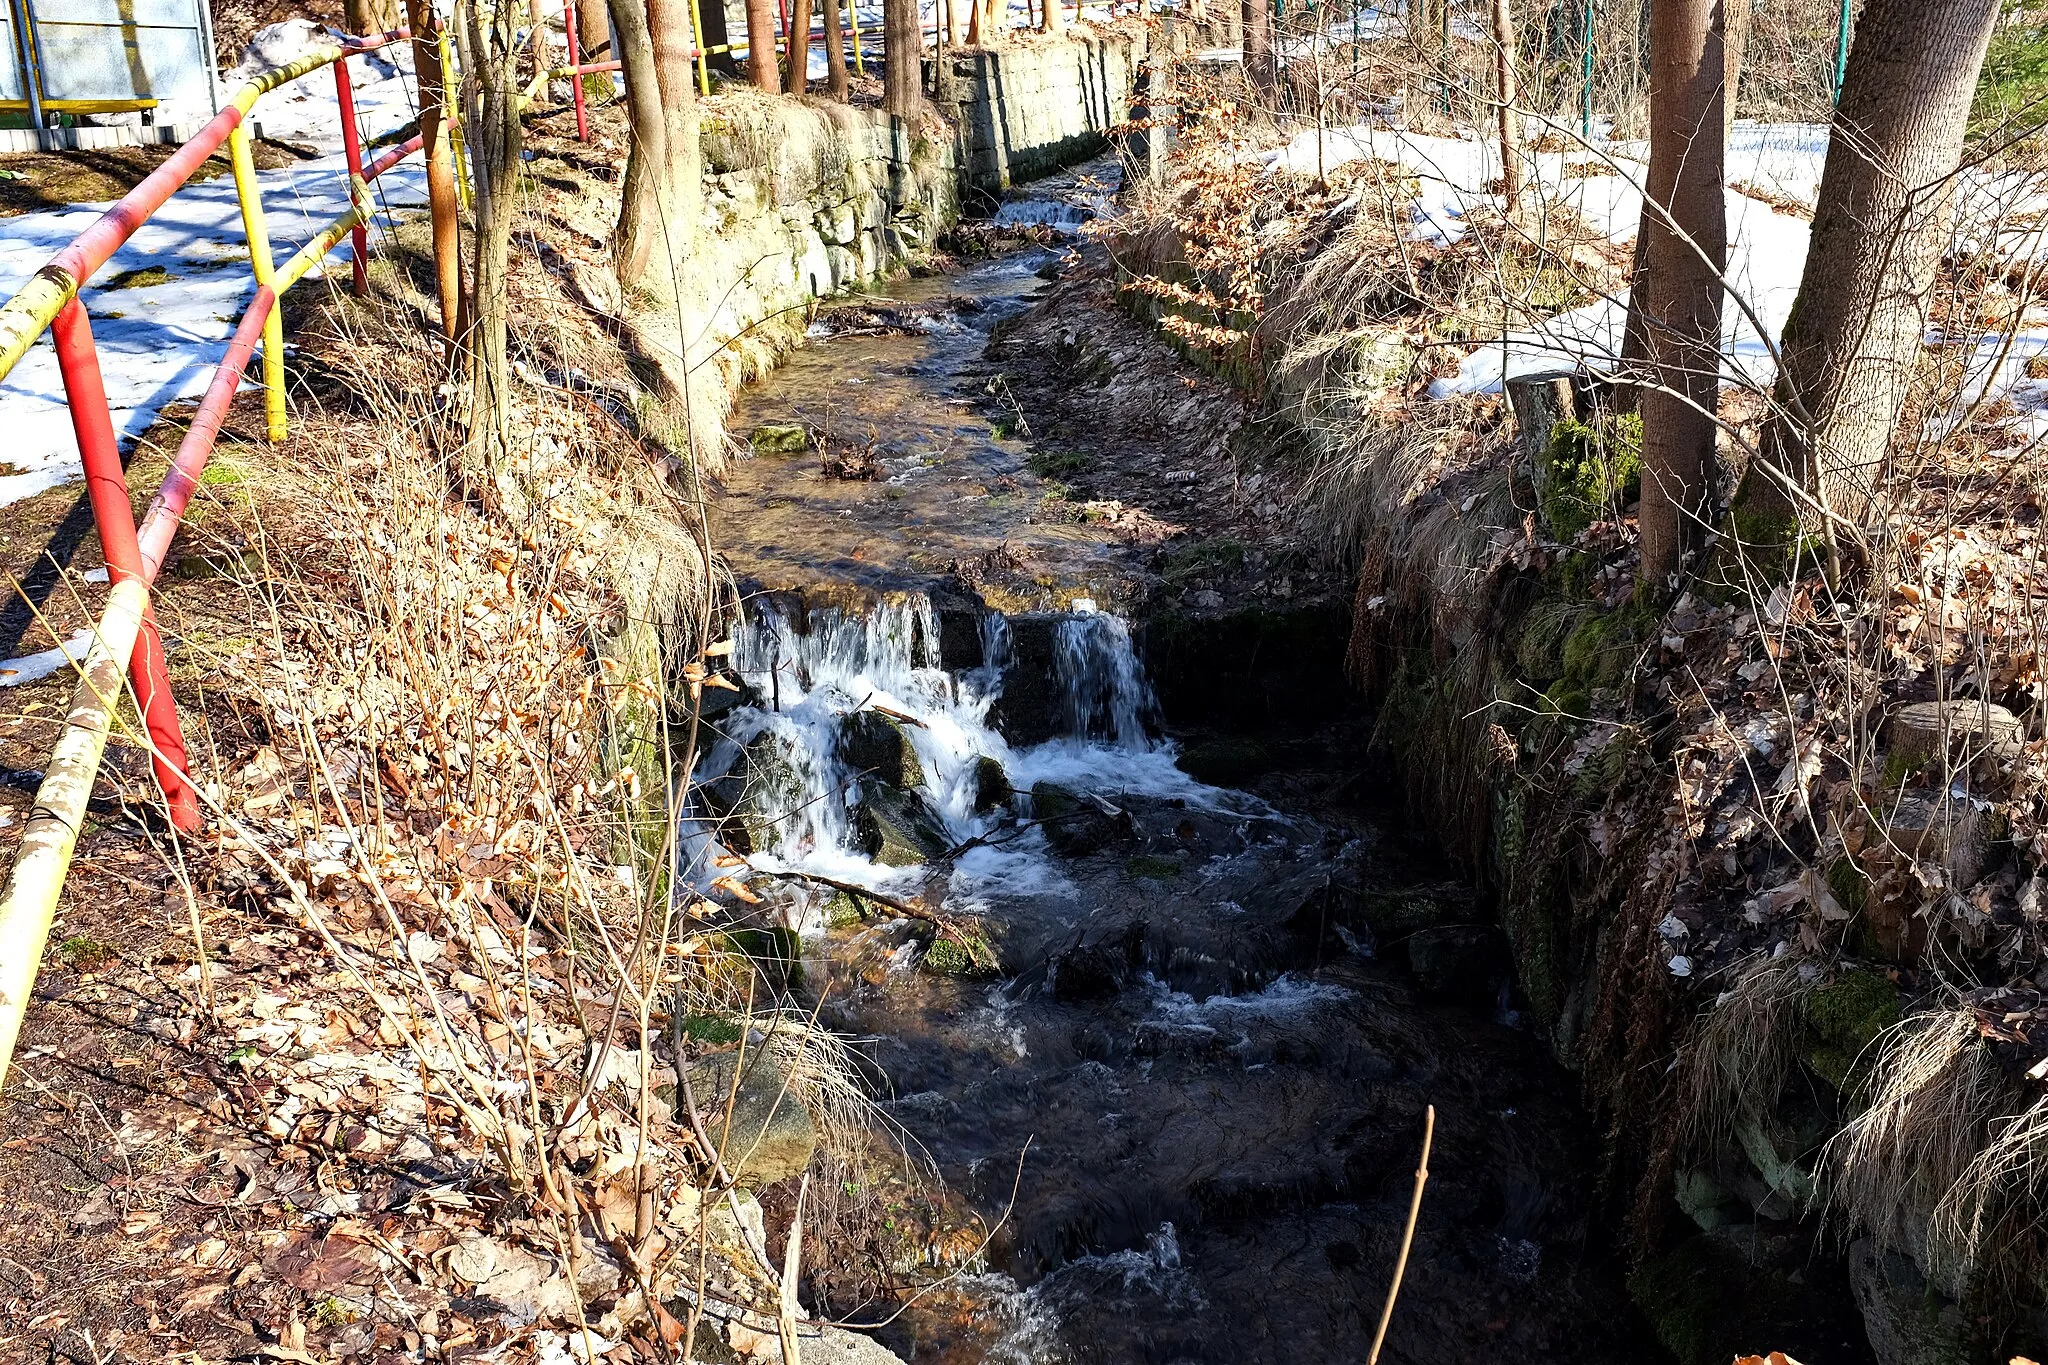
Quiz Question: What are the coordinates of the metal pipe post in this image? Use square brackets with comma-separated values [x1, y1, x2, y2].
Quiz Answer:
[1833, 0, 1851, 96]
[849, 0, 865, 75]
[564, 0, 590, 137]
[227, 124, 288, 443]
[1580, 0, 1593, 139]
[49, 301, 200, 830]
[334, 57, 370, 295]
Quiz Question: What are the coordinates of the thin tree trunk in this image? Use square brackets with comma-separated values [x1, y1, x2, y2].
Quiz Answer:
[824, 0, 850, 97]
[1635, 0, 1728, 586]
[982, 0, 1005, 43]
[405, 0, 463, 347]
[747, 0, 781, 87]
[1620, 0, 1747, 407]
[455, 0, 523, 484]
[949, 0, 965, 47]
[528, 0, 552, 85]
[966, 0, 983, 46]
[1748, 0, 2001, 528]
[1044, 0, 1066, 37]
[788, 0, 814, 88]
[612, 0, 672, 288]
[883, 0, 921, 114]
[1490, 0, 1523, 216]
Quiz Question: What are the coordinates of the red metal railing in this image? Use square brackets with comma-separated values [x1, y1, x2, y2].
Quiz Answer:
[0, 31, 437, 832]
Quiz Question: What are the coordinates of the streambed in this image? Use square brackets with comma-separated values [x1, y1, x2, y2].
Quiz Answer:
[692, 165, 1652, 1363]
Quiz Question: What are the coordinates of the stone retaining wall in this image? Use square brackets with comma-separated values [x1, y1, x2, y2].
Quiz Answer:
[940, 29, 1144, 198]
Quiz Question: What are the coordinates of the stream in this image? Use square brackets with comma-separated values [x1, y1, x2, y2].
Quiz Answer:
[689, 162, 1654, 1363]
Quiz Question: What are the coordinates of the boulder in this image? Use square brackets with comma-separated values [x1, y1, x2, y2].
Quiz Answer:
[1849, 1239, 1975, 1365]
[838, 710, 925, 789]
[750, 423, 811, 455]
[854, 786, 950, 866]
[700, 733, 808, 855]
[1031, 782, 1128, 856]
[972, 755, 1013, 812]
[680, 1051, 817, 1187]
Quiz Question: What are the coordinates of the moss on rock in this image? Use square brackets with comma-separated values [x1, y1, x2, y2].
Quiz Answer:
[1802, 967, 1900, 1091]
[1538, 412, 1642, 542]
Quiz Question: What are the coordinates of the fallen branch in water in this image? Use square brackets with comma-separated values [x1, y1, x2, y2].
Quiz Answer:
[1368, 1104, 1434, 1365]
[744, 864, 1000, 972]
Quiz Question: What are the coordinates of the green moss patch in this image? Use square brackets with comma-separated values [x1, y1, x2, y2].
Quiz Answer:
[1124, 854, 1182, 881]
[1539, 412, 1642, 542]
[1802, 967, 1899, 1092]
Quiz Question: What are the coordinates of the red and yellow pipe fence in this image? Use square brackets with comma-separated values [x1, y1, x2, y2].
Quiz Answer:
[0, 31, 442, 1092]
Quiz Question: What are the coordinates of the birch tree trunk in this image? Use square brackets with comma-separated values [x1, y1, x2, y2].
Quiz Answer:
[1635, 0, 1728, 586]
[1748, 0, 2001, 528]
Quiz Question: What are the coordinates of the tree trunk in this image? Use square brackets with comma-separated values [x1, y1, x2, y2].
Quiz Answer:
[747, 0, 780, 87]
[527, 0, 552, 84]
[405, 0, 463, 347]
[981, 0, 1005, 44]
[454, 0, 524, 490]
[824, 0, 850, 97]
[580, 0, 613, 55]
[1490, 0, 1523, 216]
[1043, 0, 1066, 37]
[949, 0, 965, 47]
[966, 0, 982, 46]
[1243, 0, 1273, 95]
[346, 0, 404, 33]
[1635, 0, 1727, 587]
[1619, 0, 1748, 407]
[611, 0, 700, 292]
[1748, 0, 2000, 528]
[883, 0, 921, 115]
[787, 0, 814, 89]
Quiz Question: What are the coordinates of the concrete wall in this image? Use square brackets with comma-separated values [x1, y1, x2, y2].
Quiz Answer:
[696, 93, 960, 349]
[940, 29, 1144, 199]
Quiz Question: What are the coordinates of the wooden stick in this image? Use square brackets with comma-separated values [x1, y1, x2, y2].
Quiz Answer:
[1367, 1105, 1434, 1365]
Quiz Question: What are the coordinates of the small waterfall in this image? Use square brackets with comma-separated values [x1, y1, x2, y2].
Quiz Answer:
[693, 594, 1183, 892]
[1054, 611, 1160, 750]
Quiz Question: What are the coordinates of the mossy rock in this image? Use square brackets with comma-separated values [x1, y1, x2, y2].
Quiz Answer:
[1802, 967, 1900, 1091]
[918, 928, 999, 977]
[1354, 889, 1459, 940]
[677, 1012, 745, 1046]
[839, 710, 925, 789]
[720, 926, 806, 993]
[823, 889, 869, 930]
[1538, 412, 1642, 542]
[1031, 782, 1125, 856]
[680, 1051, 817, 1186]
[854, 786, 950, 866]
[1174, 738, 1273, 787]
[750, 423, 811, 454]
[700, 733, 808, 855]
[1628, 1234, 1844, 1365]
[972, 755, 1013, 812]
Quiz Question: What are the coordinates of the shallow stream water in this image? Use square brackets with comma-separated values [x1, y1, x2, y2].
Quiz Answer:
[693, 164, 1653, 1363]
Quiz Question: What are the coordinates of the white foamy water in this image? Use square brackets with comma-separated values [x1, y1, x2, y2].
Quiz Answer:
[686, 594, 1258, 911]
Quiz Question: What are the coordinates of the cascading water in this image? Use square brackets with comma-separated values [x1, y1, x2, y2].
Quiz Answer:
[690, 594, 1216, 905]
